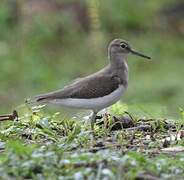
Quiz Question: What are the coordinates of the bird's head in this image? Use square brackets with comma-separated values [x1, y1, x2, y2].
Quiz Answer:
[108, 39, 151, 60]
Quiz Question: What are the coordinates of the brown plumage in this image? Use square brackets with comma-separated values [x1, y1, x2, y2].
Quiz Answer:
[36, 69, 123, 102]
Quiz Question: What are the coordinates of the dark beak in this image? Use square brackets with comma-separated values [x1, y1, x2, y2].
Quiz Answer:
[129, 48, 151, 60]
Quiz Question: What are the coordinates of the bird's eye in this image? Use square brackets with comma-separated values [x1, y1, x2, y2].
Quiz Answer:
[120, 43, 127, 49]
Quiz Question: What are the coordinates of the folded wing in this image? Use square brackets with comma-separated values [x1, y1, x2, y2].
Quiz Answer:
[35, 75, 120, 102]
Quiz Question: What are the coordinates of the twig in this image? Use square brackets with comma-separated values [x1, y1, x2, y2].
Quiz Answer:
[126, 125, 152, 131]
[0, 110, 18, 121]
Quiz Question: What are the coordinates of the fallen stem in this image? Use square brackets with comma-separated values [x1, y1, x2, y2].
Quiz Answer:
[0, 110, 18, 121]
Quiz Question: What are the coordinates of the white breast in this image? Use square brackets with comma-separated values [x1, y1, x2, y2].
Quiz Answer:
[48, 85, 125, 111]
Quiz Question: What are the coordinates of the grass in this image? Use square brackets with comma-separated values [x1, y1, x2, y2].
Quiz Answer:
[0, 103, 184, 179]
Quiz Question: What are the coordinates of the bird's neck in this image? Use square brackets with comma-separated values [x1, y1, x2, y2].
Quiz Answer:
[109, 52, 128, 70]
[108, 52, 129, 87]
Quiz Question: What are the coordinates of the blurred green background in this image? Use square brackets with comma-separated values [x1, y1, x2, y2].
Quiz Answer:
[0, 0, 183, 116]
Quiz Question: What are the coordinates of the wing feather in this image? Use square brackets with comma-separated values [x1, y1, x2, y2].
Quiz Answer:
[36, 75, 120, 102]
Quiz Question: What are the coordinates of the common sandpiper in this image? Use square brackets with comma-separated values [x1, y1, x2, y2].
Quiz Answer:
[34, 39, 151, 130]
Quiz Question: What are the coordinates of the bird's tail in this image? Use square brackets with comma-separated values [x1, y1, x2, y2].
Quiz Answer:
[25, 95, 49, 106]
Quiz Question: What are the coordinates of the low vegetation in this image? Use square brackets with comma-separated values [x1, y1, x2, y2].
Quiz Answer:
[0, 103, 184, 179]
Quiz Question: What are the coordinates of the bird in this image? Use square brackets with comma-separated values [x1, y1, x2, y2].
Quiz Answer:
[32, 39, 151, 130]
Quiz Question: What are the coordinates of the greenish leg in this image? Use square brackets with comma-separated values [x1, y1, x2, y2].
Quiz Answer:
[91, 111, 97, 131]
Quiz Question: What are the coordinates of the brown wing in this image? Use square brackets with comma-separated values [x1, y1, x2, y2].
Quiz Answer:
[36, 75, 120, 102]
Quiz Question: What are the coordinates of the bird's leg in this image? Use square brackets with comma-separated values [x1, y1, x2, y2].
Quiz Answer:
[104, 112, 109, 128]
[91, 111, 97, 131]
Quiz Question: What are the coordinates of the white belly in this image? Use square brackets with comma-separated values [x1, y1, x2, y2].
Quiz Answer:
[48, 85, 125, 111]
